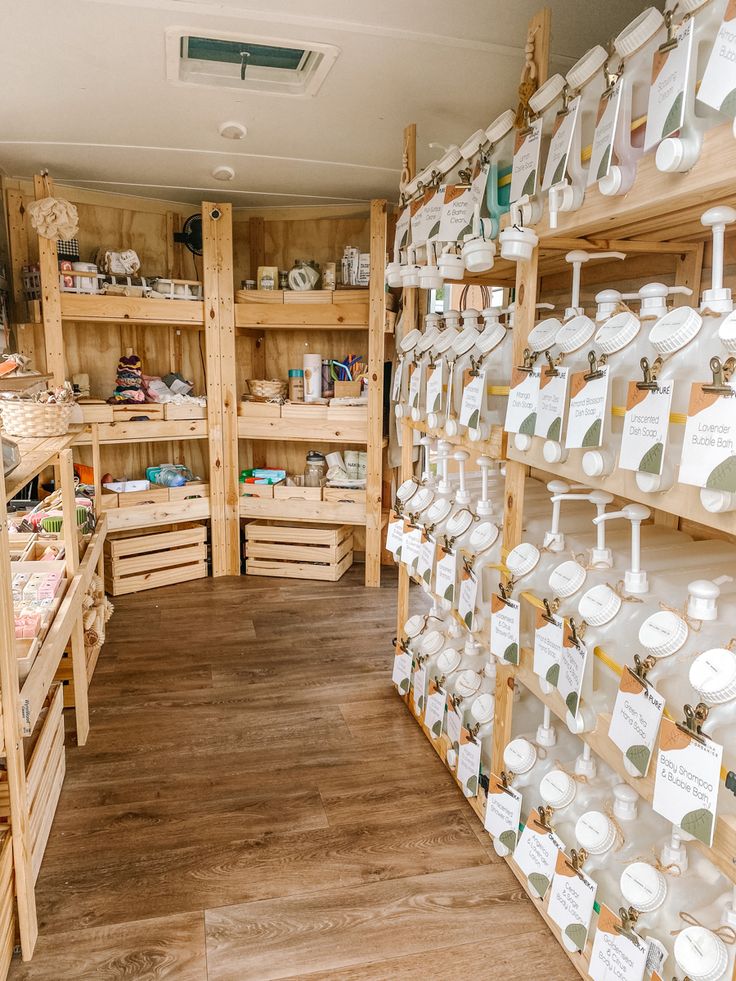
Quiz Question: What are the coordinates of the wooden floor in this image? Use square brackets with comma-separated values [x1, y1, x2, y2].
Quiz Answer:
[9, 568, 576, 980]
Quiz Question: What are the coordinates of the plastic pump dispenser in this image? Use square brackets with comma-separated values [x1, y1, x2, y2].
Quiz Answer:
[592, 503, 650, 593]
[547, 488, 614, 554]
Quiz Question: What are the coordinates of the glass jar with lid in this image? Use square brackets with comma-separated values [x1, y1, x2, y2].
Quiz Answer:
[304, 450, 327, 487]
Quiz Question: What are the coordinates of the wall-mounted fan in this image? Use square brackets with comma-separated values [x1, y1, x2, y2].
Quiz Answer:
[174, 214, 203, 256]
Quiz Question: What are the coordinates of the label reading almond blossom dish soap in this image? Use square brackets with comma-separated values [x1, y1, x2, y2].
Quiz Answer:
[608, 668, 665, 777]
[490, 593, 521, 665]
[565, 367, 610, 449]
[698, 0, 736, 115]
[535, 366, 570, 442]
[618, 380, 673, 475]
[514, 809, 565, 900]
[438, 162, 489, 243]
[484, 773, 522, 852]
[504, 366, 541, 435]
[679, 381, 736, 492]
[589, 904, 648, 981]
[542, 96, 581, 191]
[510, 119, 543, 202]
[644, 19, 694, 151]
[547, 849, 597, 953]
[588, 81, 624, 185]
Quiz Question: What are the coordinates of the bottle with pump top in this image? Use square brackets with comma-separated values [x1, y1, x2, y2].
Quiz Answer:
[444, 310, 483, 437]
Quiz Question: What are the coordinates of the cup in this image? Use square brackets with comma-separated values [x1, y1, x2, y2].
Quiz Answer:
[303, 353, 323, 402]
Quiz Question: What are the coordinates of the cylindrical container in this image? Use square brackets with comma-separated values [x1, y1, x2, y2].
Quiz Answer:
[243, 279, 256, 290]
[278, 271, 289, 290]
[288, 369, 304, 401]
[321, 360, 335, 399]
[304, 451, 327, 487]
[345, 449, 360, 479]
[303, 354, 323, 402]
[323, 262, 336, 290]
[326, 451, 346, 474]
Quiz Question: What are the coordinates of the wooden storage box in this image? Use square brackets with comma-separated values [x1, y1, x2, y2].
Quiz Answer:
[235, 289, 284, 304]
[116, 486, 170, 509]
[273, 480, 323, 502]
[281, 402, 328, 421]
[326, 404, 368, 422]
[163, 402, 207, 420]
[239, 400, 282, 419]
[283, 289, 334, 304]
[322, 486, 366, 506]
[244, 522, 353, 581]
[104, 522, 207, 595]
[78, 402, 114, 423]
[240, 481, 276, 499]
[168, 481, 209, 501]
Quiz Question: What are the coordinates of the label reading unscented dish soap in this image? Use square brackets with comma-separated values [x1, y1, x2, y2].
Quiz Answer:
[679, 381, 736, 492]
[505, 366, 541, 436]
[698, 1, 736, 116]
[619, 380, 674, 475]
[535, 365, 570, 442]
[608, 667, 665, 777]
[514, 808, 565, 900]
[588, 81, 624, 186]
[565, 366, 610, 449]
[589, 904, 648, 981]
[547, 849, 597, 953]
[510, 119, 543, 203]
[490, 593, 521, 665]
[533, 607, 564, 687]
[644, 19, 694, 151]
[542, 96, 581, 191]
[484, 773, 522, 853]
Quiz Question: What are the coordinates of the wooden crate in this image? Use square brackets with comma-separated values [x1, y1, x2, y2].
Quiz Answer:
[273, 482, 323, 502]
[78, 401, 114, 423]
[163, 402, 207, 420]
[244, 522, 353, 581]
[239, 400, 282, 419]
[111, 404, 165, 421]
[104, 522, 207, 595]
[322, 487, 366, 506]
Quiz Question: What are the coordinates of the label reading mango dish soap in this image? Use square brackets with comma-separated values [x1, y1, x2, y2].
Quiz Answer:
[484, 773, 522, 851]
[505, 365, 541, 436]
[589, 904, 648, 981]
[608, 668, 665, 778]
[510, 119, 543, 203]
[547, 849, 597, 953]
[644, 19, 694, 152]
[699, 0, 736, 116]
[619, 380, 673, 475]
[535, 365, 570, 442]
[679, 381, 736, 492]
[588, 81, 624, 186]
[565, 366, 610, 449]
[542, 96, 581, 191]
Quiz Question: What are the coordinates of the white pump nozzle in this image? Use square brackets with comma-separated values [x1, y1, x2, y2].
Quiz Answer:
[537, 705, 557, 748]
[701, 206, 736, 312]
[564, 250, 626, 318]
[437, 440, 453, 497]
[543, 480, 575, 551]
[593, 503, 650, 593]
[476, 455, 496, 518]
[588, 490, 615, 566]
[453, 450, 471, 505]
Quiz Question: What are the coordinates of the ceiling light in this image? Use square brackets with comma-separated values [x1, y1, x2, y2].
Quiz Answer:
[212, 165, 235, 181]
[219, 121, 247, 140]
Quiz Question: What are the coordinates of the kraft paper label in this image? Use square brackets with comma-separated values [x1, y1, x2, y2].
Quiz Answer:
[542, 96, 581, 190]
[386, 511, 404, 558]
[411, 664, 426, 716]
[459, 369, 487, 429]
[644, 19, 694, 151]
[505, 365, 541, 435]
[445, 697, 463, 758]
[410, 186, 443, 245]
[679, 381, 736, 492]
[589, 903, 648, 981]
[510, 119, 543, 203]
[407, 361, 423, 410]
[424, 679, 446, 739]
[426, 361, 445, 416]
[557, 621, 588, 720]
[457, 565, 478, 631]
[608, 668, 665, 778]
[547, 849, 597, 953]
[416, 530, 436, 587]
[490, 593, 520, 665]
[484, 773, 522, 853]
[401, 525, 422, 571]
[618, 380, 674, 475]
[565, 366, 610, 449]
[434, 545, 457, 605]
[393, 206, 410, 256]
[437, 162, 489, 243]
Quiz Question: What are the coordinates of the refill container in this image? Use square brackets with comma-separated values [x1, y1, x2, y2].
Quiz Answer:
[303, 353, 323, 403]
[598, 8, 667, 197]
[466, 306, 511, 439]
[444, 310, 482, 437]
[522, 73, 568, 226]
[483, 109, 517, 239]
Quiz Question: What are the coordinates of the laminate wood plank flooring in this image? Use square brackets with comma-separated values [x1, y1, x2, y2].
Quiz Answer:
[9, 568, 576, 981]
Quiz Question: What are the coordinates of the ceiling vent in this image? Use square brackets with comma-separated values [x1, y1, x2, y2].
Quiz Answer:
[166, 30, 339, 96]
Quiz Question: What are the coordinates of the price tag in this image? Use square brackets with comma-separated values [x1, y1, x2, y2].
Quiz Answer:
[644, 19, 695, 151]
[535, 365, 570, 442]
[484, 773, 523, 853]
[490, 593, 520, 665]
[533, 607, 564, 687]
[425, 361, 445, 416]
[588, 81, 623, 186]
[457, 726, 482, 797]
[434, 545, 457, 605]
[699, 2, 736, 115]
[547, 850, 597, 953]
[679, 381, 736, 491]
[565, 366, 610, 449]
[589, 904, 648, 981]
[401, 524, 422, 571]
[459, 368, 487, 429]
[438, 162, 489, 243]
[608, 668, 665, 777]
[445, 696, 463, 756]
[557, 621, 588, 720]
[391, 648, 413, 695]
[619, 380, 674, 475]
[504, 365, 541, 436]
[542, 96, 581, 190]
[424, 679, 446, 739]
[386, 510, 404, 558]
[514, 808, 564, 899]
[652, 716, 723, 846]
[411, 663, 426, 716]
[407, 362, 423, 411]
[510, 119, 543, 203]
[416, 529, 436, 586]
[457, 564, 478, 631]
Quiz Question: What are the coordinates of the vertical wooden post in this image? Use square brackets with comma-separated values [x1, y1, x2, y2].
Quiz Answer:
[202, 203, 241, 576]
[673, 243, 704, 307]
[33, 174, 65, 386]
[528, 7, 552, 88]
[91, 424, 102, 517]
[249, 217, 266, 280]
[0, 467, 37, 958]
[365, 200, 388, 588]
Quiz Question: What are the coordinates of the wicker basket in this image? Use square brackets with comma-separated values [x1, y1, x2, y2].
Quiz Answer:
[0, 399, 72, 437]
[246, 378, 288, 400]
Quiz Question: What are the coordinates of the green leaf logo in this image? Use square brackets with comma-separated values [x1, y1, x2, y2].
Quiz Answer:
[638, 441, 664, 476]
[463, 610, 474, 630]
[582, 418, 602, 447]
[545, 663, 560, 688]
[706, 456, 736, 492]
[499, 829, 518, 853]
[432, 394, 441, 412]
[399, 677, 410, 694]
[625, 744, 651, 776]
[443, 584, 454, 602]
[504, 642, 519, 665]
[662, 91, 684, 139]
[546, 416, 562, 442]
[528, 872, 550, 899]
[565, 923, 588, 952]
[565, 691, 579, 718]
[468, 408, 480, 430]
[519, 411, 537, 435]
[427, 221, 441, 240]
[596, 147, 611, 181]
[552, 155, 567, 187]
[466, 774, 478, 796]
[522, 169, 537, 198]
[431, 719, 443, 738]
[680, 807, 714, 845]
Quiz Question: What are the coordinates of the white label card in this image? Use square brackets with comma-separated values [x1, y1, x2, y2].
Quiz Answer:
[437, 163, 489, 243]
[426, 362, 445, 416]
[445, 697, 463, 755]
[679, 382, 736, 491]
[416, 530, 436, 587]
[393, 206, 410, 256]
[535, 365, 570, 441]
[557, 623, 588, 721]
[565, 366, 610, 449]
[391, 357, 404, 402]
[457, 566, 478, 631]
[407, 362, 423, 410]
[401, 525, 422, 571]
[412, 664, 426, 716]
[589, 904, 648, 981]
[547, 849, 598, 953]
[457, 727, 482, 797]
[510, 119, 543, 203]
[699, 1, 736, 115]
[514, 809, 565, 900]
[424, 680, 446, 739]
[644, 19, 694, 151]
[652, 716, 723, 846]
[504, 366, 541, 436]
[410, 186, 443, 246]
[542, 96, 581, 190]
[588, 82, 623, 186]
[619, 380, 674, 475]
[459, 369, 487, 429]
[533, 607, 564, 687]
[608, 668, 665, 777]
[484, 774, 523, 853]
[434, 545, 457, 605]
[392, 650, 413, 695]
[386, 511, 404, 558]
[490, 593, 520, 665]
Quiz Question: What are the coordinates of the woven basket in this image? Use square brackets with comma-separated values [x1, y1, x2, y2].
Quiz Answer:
[246, 378, 288, 400]
[0, 400, 72, 437]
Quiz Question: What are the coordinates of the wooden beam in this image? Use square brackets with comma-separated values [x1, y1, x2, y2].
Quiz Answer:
[529, 7, 551, 88]
[33, 174, 65, 385]
[672, 240, 705, 306]
[249, 216, 266, 280]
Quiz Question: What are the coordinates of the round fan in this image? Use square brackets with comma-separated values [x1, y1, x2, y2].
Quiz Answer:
[174, 214, 203, 256]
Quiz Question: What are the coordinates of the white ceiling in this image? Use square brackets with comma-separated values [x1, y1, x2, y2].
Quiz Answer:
[0, 0, 656, 208]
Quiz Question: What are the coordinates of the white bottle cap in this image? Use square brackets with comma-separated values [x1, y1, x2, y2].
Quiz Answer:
[527, 317, 563, 353]
[426, 498, 452, 525]
[433, 328, 459, 355]
[446, 747, 458, 769]
[687, 579, 721, 621]
[446, 510, 473, 538]
[540, 769, 577, 808]
[444, 309, 462, 328]
[701, 487, 736, 513]
[548, 560, 587, 598]
[416, 329, 440, 354]
[411, 487, 434, 513]
[505, 542, 540, 578]
[575, 811, 616, 855]
[566, 44, 608, 91]
[470, 692, 495, 725]
[613, 783, 638, 821]
[556, 315, 596, 354]
[454, 669, 481, 699]
[485, 108, 516, 146]
[543, 440, 565, 464]
[469, 521, 499, 553]
[536, 719, 557, 748]
[503, 737, 537, 774]
[437, 647, 462, 675]
[619, 862, 667, 912]
[614, 8, 664, 58]
[404, 615, 426, 639]
[528, 73, 566, 115]
[514, 432, 533, 452]
[594, 311, 640, 354]
[419, 630, 445, 657]
[719, 310, 736, 353]
[452, 326, 480, 356]
[690, 648, 736, 704]
[578, 584, 622, 626]
[649, 307, 703, 356]
[476, 322, 507, 354]
[638, 611, 688, 658]
[674, 927, 729, 981]
[396, 478, 419, 503]
[701, 286, 734, 313]
[399, 328, 423, 353]
[575, 750, 597, 779]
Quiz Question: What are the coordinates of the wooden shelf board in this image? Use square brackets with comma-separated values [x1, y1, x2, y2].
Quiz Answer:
[235, 302, 368, 331]
[237, 417, 368, 443]
[104, 497, 210, 533]
[73, 420, 208, 445]
[239, 497, 366, 525]
[4, 432, 79, 501]
[60, 294, 204, 327]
